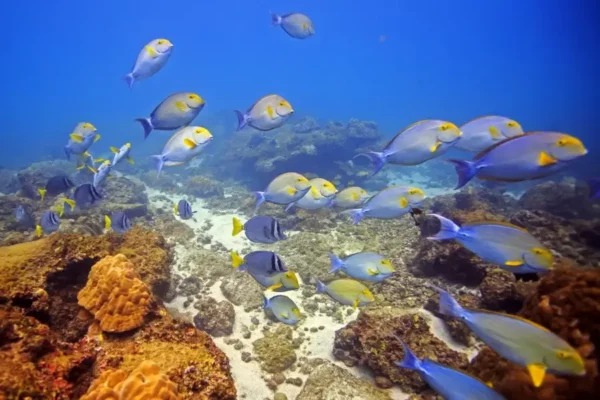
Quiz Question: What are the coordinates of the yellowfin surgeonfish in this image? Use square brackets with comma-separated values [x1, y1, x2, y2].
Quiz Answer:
[150, 126, 213, 176]
[135, 92, 205, 139]
[264, 295, 302, 325]
[285, 178, 337, 212]
[434, 285, 586, 387]
[110, 143, 134, 166]
[316, 279, 374, 309]
[235, 94, 293, 132]
[455, 115, 524, 152]
[271, 12, 315, 39]
[254, 172, 311, 213]
[124, 38, 173, 89]
[328, 186, 370, 209]
[64, 123, 100, 160]
[345, 186, 425, 224]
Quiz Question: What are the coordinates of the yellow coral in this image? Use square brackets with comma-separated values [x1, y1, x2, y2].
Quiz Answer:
[78, 254, 152, 333]
[81, 360, 179, 400]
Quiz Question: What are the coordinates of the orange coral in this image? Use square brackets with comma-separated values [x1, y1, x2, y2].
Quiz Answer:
[78, 254, 152, 333]
[81, 360, 179, 400]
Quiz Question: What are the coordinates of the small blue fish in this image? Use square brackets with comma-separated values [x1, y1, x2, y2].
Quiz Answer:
[124, 38, 173, 89]
[231, 250, 288, 275]
[104, 211, 132, 234]
[73, 183, 103, 210]
[36, 211, 60, 237]
[585, 178, 600, 200]
[135, 92, 205, 139]
[448, 131, 587, 189]
[65, 129, 100, 160]
[427, 214, 554, 274]
[232, 215, 287, 244]
[345, 186, 425, 224]
[15, 205, 35, 229]
[329, 252, 394, 282]
[90, 160, 112, 188]
[264, 295, 302, 325]
[39, 175, 75, 201]
[174, 199, 195, 219]
[434, 286, 586, 387]
[110, 143, 134, 166]
[271, 12, 315, 39]
[395, 340, 506, 400]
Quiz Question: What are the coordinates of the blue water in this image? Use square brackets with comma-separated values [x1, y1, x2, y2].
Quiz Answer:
[3, 0, 599, 171]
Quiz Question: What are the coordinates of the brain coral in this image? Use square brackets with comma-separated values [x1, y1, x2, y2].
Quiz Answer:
[78, 254, 152, 333]
[80, 360, 179, 400]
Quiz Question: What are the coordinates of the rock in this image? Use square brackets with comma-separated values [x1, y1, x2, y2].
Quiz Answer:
[16, 160, 73, 199]
[479, 269, 530, 312]
[192, 296, 235, 337]
[220, 273, 264, 311]
[296, 362, 391, 400]
[272, 372, 286, 385]
[374, 376, 393, 389]
[253, 325, 297, 373]
[185, 176, 224, 198]
[273, 393, 288, 400]
[519, 179, 598, 219]
[285, 377, 303, 386]
[0, 168, 19, 194]
[292, 116, 319, 134]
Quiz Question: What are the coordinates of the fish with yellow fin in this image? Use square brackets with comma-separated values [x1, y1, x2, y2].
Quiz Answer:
[316, 279, 374, 309]
[64, 123, 100, 160]
[124, 38, 173, 89]
[264, 295, 302, 325]
[150, 126, 212, 176]
[344, 186, 425, 225]
[254, 172, 312, 213]
[110, 143, 134, 166]
[135, 93, 205, 139]
[455, 115, 524, 152]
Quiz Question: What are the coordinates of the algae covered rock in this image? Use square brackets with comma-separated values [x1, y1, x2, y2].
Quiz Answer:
[220, 272, 264, 311]
[193, 296, 235, 337]
[185, 176, 224, 198]
[252, 325, 297, 373]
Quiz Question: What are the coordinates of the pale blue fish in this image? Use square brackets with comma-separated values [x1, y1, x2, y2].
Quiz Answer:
[271, 12, 315, 39]
[110, 143, 134, 166]
[124, 38, 173, 89]
[316, 279, 374, 309]
[150, 126, 213, 176]
[235, 94, 293, 131]
[434, 286, 586, 387]
[427, 214, 554, 274]
[286, 178, 337, 211]
[36, 211, 60, 237]
[455, 115, 524, 152]
[329, 252, 394, 282]
[135, 92, 205, 139]
[328, 186, 370, 209]
[396, 340, 506, 400]
[248, 270, 300, 292]
[264, 295, 302, 325]
[76, 151, 104, 171]
[357, 120, 461, 176]
[15, 205, 35, 229]
[448, 132, 588, 189]
[64, 123, 100, 160]
[90, 160, 112, 188]
[254, 172, 311, 213]
[345, 186, 425, 225]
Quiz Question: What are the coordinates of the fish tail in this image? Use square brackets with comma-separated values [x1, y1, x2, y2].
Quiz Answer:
[104, 215, 112, 231]
[135, 118, 153, 139]
[328, 253, 345, 273]
[37, 188, 46, 201]
[35, 225, 42, 238]
[585, 178, 600, 200]
[430, 284, 466, 319]
[316, 280, 327, 294]
[123, 73, 135, 89]
[263, 295, 270, 310]
[447, 159, 477, 189]
[232, 217, 244, 236]
[344, 208, 365, 225]
[426, 213, 460, 240]
[284, 202, 296, 213]
[150, 155, 165, 177]
[234, 110, 249, 131]
[395, 339, 422, 372]
[353, 151, 386, 177]
[254, 191, 266, 214]
[230, 250, 245, 270]
[270, 12, 282, 25]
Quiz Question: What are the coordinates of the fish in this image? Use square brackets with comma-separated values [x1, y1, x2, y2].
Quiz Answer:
[285, 180, 336, 212]
[426, 214, 554, 274]
[448, 132, 588, 189]
[76, 151, 104, 171]
[110, 143, 134, 166]
[73, 183, 103, 209]
[135, 92, 205, 139]
[455, 115, 524, 152]
[104, 211, 132, 234]
[174, 199, 195, 219]
[357, 120, 461, 176]
[124, 38, 173, 89]
[328, 186, 370, 209]
[395, 340, 506, 400]
[249, 270, 299, 292]
[345, 186, 425, 225]
[15, 205, 35, 229]
[254, 172, 311, 213]
[150, 126, 213, 176]
[434, 285, 586, 387]
[89, 160, 112, 188]
[38, 175, 75, 201]
[232, 215, 287, 244]
[235, 94, 294, 131]
[36, 211, 61, 237]
[65, 128, 100, 160]
[329, 252, 394, 282]
[231, 250, 288, 276]
[585, 178, 600, 200]
[316, 279, 374, 309]
[271, 12, 315, 39]
[55, 198, 76, 217]
[264, 295, 302, 325]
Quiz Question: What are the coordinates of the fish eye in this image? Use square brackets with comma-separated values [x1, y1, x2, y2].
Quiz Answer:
[507, 121, 518, 128]
[188, 95, 195, 99]
[158, 40, 164, 44]
[557, 139, 568, 146]
[556, 351, 571, 359]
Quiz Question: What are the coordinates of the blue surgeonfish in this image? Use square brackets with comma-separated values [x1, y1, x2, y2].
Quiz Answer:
[357, 120, 461, 176]
[135, 92, 205, 139]
[110, 143, 134, 166]
[328, 186, 370, 209]
[104, 211, 132, 234]
[271, 12, 315, 39]
[316, 279, 374, 309]
[15, 205, 35, 229]
[248, 270, 299, 292]
[38, 175, 75, 201]
[455, 115, 523, 153]
[434, 285, 586, 387]
[585, 178, 600, 200]
[235, 94, 293, 131]
[426, 214, 554, 274]
[73, 183, 103, 210]
[329, 252, 394, 282]
[232, 215, 287, 244]
[254, 172, 311, 213]
[344, 186, 425, 225]
[124, 38, 173, 89]
[395, 339, 506, 400]
[174, 199, 195, 219]
[264, 295, 302, 325]
[448, 131, 587, 189]
[36, 211, 61, 237]
[150, 126, 213, 176]
[231, 250, 288, 275]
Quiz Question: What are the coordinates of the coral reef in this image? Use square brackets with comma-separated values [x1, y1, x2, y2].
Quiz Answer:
[0, 167, 19, 194]
[184, 176, 224, 198]
[16, 160, 74, 199]
[192, 296, 235, 337]
[252, 325, 297, 373]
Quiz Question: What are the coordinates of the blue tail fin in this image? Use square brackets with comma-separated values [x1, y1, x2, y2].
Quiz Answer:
[328, 253, 345, 273]
[263, 295, 270, 310]
[395, 339, 422, 372]
[124, 73, 135, 89]
[234, 110, 249, 131]
[284, 202, 296, 213]
[585, 178, 600, 200]
[316, 280, 326, 293]
[254, 191, 266, 214]
[64, 147, 71, 160]
[344, 208, 365, 225]
[135, 118, 153, 139]
[430, 285, 466, 319]
[150, 155, 165, 177]
[426, 214, 461, 240]
[271, 12, 282, 25]
[447, 159, 477, 189]
[354, 151, 387, 177]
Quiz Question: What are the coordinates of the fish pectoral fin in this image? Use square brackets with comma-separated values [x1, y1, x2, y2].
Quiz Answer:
[94, 134, 101, 143]
[266, 283, 283, 291]
[88, 166, 98, 174]
[93, 158, 105, 163]
[75, 165, 85, 171]
[367, 268, 379, 276]
[173, 204, 178, 214]
[280, 312, 290, 319]
[145, 45, 159, 58]
[183, 138, 197, 149]
[399, 196, 408, 208]
[70, 133, 84, 143]
[266, 105, 275, 119]
[538, 151, 557, 166]
[287, 187, 297, 195]
[126, 156, 135, 165]
[110, 147, 119, 154]
[527, 363, 547, 388]
[505, 260, 524, 267]
[488, 126, 501, 139]
[351, 192, 359, 201]
[429, 140, 442, 152]
[352, 299, 359, 310]
[175, 101, 189, 112]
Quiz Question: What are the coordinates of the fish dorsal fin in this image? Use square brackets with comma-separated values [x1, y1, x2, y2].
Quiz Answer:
[463, 220, 529, 233]
[468, 307, 552, 333]
[384, 120, 430, 149]
[474, 131, 544, 160]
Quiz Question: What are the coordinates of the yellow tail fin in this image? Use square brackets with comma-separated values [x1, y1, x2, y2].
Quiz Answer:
[173, 203, 178, 214]
[94, 134, 101, 142]
[230, 251, 244, 268]
[35, 225, 42, 238]
[232, 217, 244, 236]
[63, 198, 75, 210]
[126, 156, 135, 165]
[38, 188, 47, 201]
[56, 204, 64, 217]
[104, 215, 111, 230]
